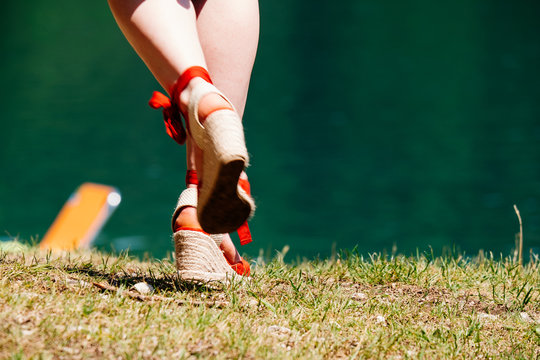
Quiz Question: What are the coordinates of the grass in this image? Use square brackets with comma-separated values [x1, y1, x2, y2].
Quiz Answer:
[0, 243, 539, 359]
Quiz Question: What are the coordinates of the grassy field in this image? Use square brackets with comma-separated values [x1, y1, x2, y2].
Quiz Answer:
[0, 242, 538, 359]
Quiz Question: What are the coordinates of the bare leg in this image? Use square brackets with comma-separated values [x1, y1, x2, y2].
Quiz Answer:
[193, 0, 259, 263]
[108, 0, 234, 128]
[185, 0, 259, 172]
[108, 0, 259, 263]
[108, 0, 203, 89]
[193, 0, 259, 117]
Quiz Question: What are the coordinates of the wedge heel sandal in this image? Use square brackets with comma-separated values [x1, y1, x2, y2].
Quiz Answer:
[174, 229, 238, 284]
[172, 187, 251, 283]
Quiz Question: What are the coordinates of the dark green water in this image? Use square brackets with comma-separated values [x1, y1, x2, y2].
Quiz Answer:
[1, 1, 539, 260]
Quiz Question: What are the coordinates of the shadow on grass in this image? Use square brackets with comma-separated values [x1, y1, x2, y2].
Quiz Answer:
[62, 264, 216, 294]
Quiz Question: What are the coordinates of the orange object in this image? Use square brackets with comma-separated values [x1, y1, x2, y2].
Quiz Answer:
[227, 257, 251, 277]
[40, 183, 121, 251]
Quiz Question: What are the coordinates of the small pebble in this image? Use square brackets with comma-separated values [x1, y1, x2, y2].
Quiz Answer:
[279, 343, 293, 351]
[22, 329, 36, 336]
[330, 321, 341, 329]
[66, 278, 79, 286]
[132, 282, 154, 295]
[520, 312, 533, 323]
[478, 313, 498, 321]
[66, 278, 90, 288]
[375, 315, 386, 324]
[68, 325, 84, 332]
[267, 325, 291, 336]
[351, 292, 367, 301]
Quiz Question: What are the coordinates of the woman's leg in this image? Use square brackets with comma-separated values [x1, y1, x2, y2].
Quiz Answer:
[183, 0, 259, 263]
[108, 0, 259, 263]
[185, 0, 259, 173]
[108, 0, 234, 125]
[193, 0, 259, 263]
[193, 0, 259, 117]
[108, 0, 204, 90]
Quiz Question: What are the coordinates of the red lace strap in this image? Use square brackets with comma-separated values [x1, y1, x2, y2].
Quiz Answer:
[186, 169, 199, 186]
[237, 178, 253, 245]
[228, 257, 251, 276]
[237, 221, 252, 246]
[148, 91, 186, 145]
[172, 66, 212, 102]
[148, 66, 213, 145]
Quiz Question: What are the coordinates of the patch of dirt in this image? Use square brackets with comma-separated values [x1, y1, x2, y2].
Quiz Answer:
[340, 282, 516, 316]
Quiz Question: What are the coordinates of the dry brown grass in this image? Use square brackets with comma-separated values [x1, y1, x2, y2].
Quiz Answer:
[0, 244, 538, 359]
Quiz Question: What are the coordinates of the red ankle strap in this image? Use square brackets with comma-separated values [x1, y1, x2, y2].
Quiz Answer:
[186, 170, 199, 186]
[237, 178, 253, 245]
[148, 66, 213, 146]
[171, 66, 213, 101]
[238, 222, 252, 246]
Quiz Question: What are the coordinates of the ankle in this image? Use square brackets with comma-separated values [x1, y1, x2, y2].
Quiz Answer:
[179, 77, 205, 114]
[178, 77, 233, 122]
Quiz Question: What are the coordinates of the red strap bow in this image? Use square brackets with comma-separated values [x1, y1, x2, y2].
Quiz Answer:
[148, 66, 213, 146]
[148, 91, 187, 145]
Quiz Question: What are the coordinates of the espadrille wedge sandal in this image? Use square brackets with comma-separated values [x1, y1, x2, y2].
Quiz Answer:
[174, 228, 238, 283]
[172, 182, 252, 279]
[149, 66, 255, 235]
[172, 187, 239, 283]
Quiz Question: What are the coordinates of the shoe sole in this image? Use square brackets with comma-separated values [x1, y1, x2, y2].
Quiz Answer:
[196, 110, 255, 234]
[198, 159, 253, 234]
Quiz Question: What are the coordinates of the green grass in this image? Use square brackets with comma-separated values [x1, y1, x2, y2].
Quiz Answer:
[0, 243, 538, 359]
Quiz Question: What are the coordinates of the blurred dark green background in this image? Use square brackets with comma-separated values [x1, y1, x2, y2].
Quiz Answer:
[1, 1, 539, 260]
